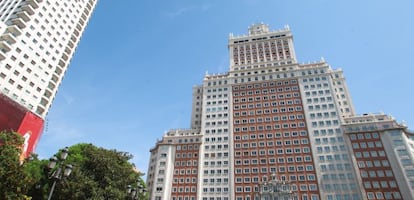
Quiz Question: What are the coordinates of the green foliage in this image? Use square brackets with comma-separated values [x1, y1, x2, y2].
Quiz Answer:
[23, 155, 50, 200]
[0, 137, 145, 200]
[0, 131, 33, 200]
[27, 143, 145, 200]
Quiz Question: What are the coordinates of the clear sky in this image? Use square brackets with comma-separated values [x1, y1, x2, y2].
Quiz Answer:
[35, 0, 414, 173]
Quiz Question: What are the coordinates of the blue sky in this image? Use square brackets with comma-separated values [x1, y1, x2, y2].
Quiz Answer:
[35, 0, 414, 173]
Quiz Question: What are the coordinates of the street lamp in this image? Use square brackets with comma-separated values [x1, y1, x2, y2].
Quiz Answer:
[47, 147, 73, 200]
[254, 173, 296, 200]
[127, 182, 147, 200]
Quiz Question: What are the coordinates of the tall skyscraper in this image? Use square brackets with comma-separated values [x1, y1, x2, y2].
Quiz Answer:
[146, 24, 414, 200]
[0, 0, 98, 157]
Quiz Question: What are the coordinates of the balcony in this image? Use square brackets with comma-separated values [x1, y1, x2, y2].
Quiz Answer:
[26, 0, 39, 9]
[21, 4, 35, 15]
[64, 47, 71, 55]
[16, 11, 30, 22]
[81, 14, 87, 22]
[6, 25, 22, 36]
[78, 18, 85, 26]
[0, 51, 6, 60]
[54, 66, 63, 75]
[73, 29, 79, 37]
[35, 105, 45, 116]
[51, 74, 59, 82]
[40, 97, 49, 107]
[11, 18, 26, 29]
[61, 51, 69, 62]
[70, 36, 77, 44]
[1, 33, 17, 44]
[67, 40, 74, 48]
[58, 59, 65, 69]
[76, 24, 82, 32]
[47, 82, 56, 91]
[43, 88, 52, 98]
[0, 41, 12, 52]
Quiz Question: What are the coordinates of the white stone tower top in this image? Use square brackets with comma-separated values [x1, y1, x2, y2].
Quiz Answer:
[248, 23, 270, 35]
[228, 23, 297, 71]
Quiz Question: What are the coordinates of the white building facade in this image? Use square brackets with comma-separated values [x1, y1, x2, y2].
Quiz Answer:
[0, 0, 97, 117]
[0, 0, 98, 157]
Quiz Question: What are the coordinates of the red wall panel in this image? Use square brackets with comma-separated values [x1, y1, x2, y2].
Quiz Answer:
[0, 93, 44, 158]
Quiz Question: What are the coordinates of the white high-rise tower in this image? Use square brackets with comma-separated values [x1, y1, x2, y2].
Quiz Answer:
[0, 0, 98, 157]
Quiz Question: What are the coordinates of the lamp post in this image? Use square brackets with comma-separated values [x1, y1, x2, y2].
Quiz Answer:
[47, 147, 73, 200]
[127, 182, 147, 200]
[254, 173, 295, 200]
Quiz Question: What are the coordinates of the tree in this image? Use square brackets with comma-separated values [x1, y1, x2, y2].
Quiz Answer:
[0, 131, 32, 200]
[27, 143, 145, 200]
[22, 155, 51, 200]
